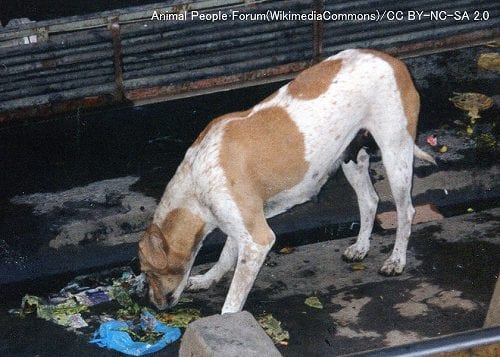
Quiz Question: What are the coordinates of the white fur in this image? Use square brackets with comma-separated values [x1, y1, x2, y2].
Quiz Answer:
[152, 49, 431, 313]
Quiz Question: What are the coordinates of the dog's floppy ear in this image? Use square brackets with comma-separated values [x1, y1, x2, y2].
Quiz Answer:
[139, 224, 168, 270]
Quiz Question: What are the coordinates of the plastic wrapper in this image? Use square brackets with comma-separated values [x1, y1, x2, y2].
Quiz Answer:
[90, 311, 181, 356]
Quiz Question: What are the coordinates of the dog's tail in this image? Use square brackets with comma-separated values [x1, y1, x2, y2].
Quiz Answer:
[414, 145, 436, 165]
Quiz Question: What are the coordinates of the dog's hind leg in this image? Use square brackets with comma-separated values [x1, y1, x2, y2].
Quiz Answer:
[187, 236, 238, 291]
[374, 134, 416, 276]
[341, 148, 379, 261]
[221, 211, 275, 314]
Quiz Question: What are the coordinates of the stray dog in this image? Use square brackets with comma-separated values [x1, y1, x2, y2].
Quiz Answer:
[139, 49, 435, 314]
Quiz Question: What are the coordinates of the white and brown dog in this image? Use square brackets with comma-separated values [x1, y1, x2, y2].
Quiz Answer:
[138, 49, 435, 314]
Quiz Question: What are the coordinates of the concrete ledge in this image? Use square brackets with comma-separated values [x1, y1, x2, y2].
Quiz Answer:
[179, 311, 282, 357]
[484, 276, 500, 328]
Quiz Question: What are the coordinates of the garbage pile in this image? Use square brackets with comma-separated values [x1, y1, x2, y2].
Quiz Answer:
[9, 265, 294, 353]
[9, 266, 200, 355]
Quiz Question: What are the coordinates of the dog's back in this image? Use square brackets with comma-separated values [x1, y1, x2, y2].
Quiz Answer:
[178, 49, 420, 218]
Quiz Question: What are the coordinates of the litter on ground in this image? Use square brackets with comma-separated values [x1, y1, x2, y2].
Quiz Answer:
[478, 52, 500, 71]
[449, 92, 493, 122]
[17, 294, 89, 328]
[156, 308, 202, 328]
[350, 264, 367, 271]
[304, 296, 324, 309]
[427, 134, 438, 147]
[90, 311, 181, 356]
[9, 266, 184, 355]
[257, 313, 290, 346]
[278, 247, 295, 254]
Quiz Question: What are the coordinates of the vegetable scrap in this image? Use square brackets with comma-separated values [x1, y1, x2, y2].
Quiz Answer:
[119, 312, 165, 344]
[426, 135, 449, 154]
[278, 247, 295, 255]
[257, 314, 289, 346]
[350, 264, 367, 271]
[156, 308, 202, 328]
[478, 53, 500, 71]
[304, 296, 323, 309]
[449, 92, 493, 122]
[113, 285, 143, 319]
[119, 327, 165, 345]
[18, 294, 89, 329]
[477, 133, 499, 155]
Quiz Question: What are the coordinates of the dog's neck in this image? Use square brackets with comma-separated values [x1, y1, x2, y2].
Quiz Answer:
[155, 207, 207, 260]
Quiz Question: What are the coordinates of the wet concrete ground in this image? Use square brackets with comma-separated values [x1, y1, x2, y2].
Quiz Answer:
[0, 208, 498, 356]
[0, 45, 498, 355]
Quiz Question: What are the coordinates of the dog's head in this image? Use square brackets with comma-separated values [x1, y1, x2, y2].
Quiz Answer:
[138, 224, 187, 309]
[139, 209, 206, 310]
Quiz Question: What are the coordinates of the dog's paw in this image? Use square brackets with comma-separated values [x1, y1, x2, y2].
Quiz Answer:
[342, 243, 369, 262]
[379, 257, 405, 276]
[186, 275, 214, 291]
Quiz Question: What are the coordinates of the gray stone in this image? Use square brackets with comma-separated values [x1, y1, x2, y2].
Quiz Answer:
[179, 311, 282, 357]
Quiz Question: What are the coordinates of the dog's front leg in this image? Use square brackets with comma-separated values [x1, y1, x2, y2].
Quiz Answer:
[222, 233, 274, 314]
[187, 235, 238, 291]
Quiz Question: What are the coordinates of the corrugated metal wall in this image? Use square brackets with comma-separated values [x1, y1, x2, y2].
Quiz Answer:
[0, 0, 498, 121]
[322, 0, 500, 54]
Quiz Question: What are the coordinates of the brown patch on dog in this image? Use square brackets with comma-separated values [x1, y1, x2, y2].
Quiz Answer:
[160, 208, 206, 263]
[139, 208, 205, 274]
[361, 50, 420, 140]
[220, 106, 308, 244]
[192, 110, 251, 147]
[288, 59, 343, 100]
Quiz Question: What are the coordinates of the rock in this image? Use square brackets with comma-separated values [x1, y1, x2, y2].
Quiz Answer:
[179, 311, 281, 357]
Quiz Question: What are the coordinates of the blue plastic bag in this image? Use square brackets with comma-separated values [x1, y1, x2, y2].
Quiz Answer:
[90, 312, 181, 356]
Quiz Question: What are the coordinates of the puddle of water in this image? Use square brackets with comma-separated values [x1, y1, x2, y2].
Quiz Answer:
[410, 228, 500, 298]
[436, 197, 500, 218]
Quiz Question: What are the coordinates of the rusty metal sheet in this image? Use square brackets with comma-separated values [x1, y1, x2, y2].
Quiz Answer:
[126, 60, 312, 103]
